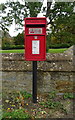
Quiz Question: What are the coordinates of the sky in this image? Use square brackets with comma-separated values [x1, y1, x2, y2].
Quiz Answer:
[0, 0, 47, 37]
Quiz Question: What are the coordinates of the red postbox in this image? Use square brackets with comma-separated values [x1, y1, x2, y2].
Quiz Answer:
[24, 17, 46, 61]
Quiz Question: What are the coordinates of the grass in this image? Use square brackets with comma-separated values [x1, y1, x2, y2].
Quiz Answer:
[48, 48, 68, 53]
[0, 48, 68, 53]
[0, 49, 24, 53]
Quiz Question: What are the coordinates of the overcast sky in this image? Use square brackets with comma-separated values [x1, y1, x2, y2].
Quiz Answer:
[0, 0, 47, 36]
[0, 0, 24, 4]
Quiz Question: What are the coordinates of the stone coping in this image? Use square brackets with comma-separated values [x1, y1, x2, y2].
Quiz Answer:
[1, 53, 73, 61]
[1, 45, 75, 72]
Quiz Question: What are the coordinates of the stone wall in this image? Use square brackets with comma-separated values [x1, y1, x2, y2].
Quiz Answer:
[1, 46, 75, 94]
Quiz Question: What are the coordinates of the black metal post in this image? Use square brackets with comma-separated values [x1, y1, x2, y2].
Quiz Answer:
[32, 61, 37, 103]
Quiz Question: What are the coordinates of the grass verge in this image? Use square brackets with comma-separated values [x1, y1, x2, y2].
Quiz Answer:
[0, 49, 24, 53]
[0, 48, 68, 53]
[48, 48, 68, 53]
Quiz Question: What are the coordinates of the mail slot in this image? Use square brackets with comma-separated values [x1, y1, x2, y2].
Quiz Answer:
[24, 17, 46, 61]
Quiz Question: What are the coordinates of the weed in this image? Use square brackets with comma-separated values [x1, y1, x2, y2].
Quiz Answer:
[48, 91, 57, 99]
[39, 101, 46, 106]
[63, 93, 74, 99]
[39, 100, 67, 114]
[40, 100, 60, 109]
[20, 91, 32, 99]
[2, 109, 31, 119]
[39, 91, 68, 114]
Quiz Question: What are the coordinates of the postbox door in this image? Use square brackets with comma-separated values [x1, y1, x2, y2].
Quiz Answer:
[25, 35, 46, 61]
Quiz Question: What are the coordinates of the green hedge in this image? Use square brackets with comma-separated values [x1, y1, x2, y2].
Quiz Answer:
[49, 43, 72, 49]
[2, 45, 24, 50]
[2, 43, 72, 50]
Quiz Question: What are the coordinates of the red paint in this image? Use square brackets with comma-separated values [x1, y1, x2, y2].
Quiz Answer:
[24, 17, 46, 61]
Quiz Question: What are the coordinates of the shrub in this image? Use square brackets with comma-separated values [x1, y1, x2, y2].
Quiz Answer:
[49, 43, 72, 49]
[2, 45, 24, 50]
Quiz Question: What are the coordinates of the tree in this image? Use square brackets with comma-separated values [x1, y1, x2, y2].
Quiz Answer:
[2, 30, 14, 49]
[14, 32, 24, 45]
[0, 1, 42, 32]
[45, 2, 75, 48]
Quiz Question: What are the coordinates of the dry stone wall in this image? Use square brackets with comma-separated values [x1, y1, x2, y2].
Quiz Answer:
[1, 46, 75, 94]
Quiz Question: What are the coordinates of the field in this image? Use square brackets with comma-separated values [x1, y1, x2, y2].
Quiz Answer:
[0, 48, 68, 53]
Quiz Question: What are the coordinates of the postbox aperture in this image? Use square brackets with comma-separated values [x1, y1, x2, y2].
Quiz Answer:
[24, 17, 46, 61]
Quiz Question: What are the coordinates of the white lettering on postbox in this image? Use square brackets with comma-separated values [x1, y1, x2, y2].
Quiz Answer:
[29, 28, 42, 34]
[32, 40, 40, 54]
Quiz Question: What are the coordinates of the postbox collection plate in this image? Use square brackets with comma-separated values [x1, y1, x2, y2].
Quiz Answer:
[29, 28, 42, 34]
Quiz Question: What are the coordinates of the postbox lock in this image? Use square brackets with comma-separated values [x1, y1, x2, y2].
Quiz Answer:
[34, 36, 37, 39]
